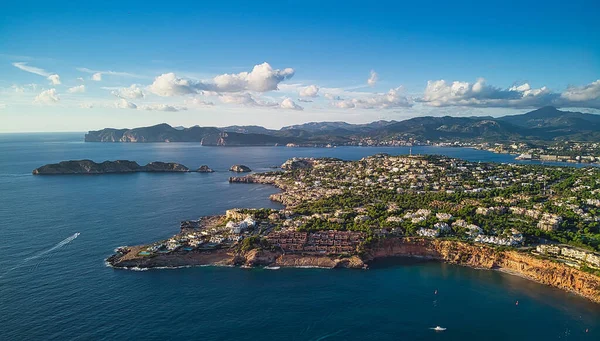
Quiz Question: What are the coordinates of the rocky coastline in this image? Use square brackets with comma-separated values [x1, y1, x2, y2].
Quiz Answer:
[106, 236, 600, 302]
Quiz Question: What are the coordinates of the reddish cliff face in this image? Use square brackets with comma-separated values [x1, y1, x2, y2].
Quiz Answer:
[367, 238, 600, 303]
[237, 249, 365, 269]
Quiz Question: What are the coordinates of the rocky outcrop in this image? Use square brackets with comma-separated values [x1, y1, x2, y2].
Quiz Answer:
[233, 249, 365, 269]
[33, 160, 189, 175]
[106, 236, 600, 302]
[196, 165, 215, 173]
[230, 164, 252, 172]
[366, 238, 600, 303]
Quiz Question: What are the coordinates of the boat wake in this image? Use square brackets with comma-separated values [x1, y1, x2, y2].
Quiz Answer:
[0, 233, 80, 278]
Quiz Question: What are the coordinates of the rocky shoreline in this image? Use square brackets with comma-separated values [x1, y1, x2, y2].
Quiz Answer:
[106, 237, 600, 303]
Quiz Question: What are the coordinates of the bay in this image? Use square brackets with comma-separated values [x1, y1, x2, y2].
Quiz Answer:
[0, 133, 598, 340]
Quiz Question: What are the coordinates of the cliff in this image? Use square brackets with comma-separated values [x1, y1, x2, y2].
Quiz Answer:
[106, 236, 600, 302]
[33, 160, 190, 175]
[367, 238, 600, 303]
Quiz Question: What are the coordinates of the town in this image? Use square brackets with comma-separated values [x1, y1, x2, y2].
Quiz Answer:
[111, 154, 600, 275]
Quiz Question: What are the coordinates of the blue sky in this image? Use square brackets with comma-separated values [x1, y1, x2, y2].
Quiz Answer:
[1, 0, 599, 132]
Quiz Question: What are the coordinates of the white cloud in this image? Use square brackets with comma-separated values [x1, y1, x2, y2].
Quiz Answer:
[297, 98, 313, 103]
[13, 62, 61, 85]
[80, 103, 94, 109]
[115, 98, 137, 109]
[148, 62, 295, 96]
[219, 93, 277, 107]
[367, 70, 378, 87]
[12, 62, 51, 77]
[280, 98, 303, 110]
[67, 85, 85, 93]
[77, 67, 142, 80]
[34, 89, 59, 104]
[141, 104, 187, 112]
[77, 77, 85, 82]
[111, 84, 144, 99]
[419, 78, 556, 108]
[148, 73, 197, 96]
[561, 80, 600, 102]
[332, 87, 412, 109]
[299, 84, 319, 98]
[213, 62, 294, 92]
[0, 103, 6, 110]
[47, 74, 61, 85]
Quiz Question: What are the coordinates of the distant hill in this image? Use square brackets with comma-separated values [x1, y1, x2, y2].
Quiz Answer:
[85, 107, 600, 145]
[282, 120, 397, 133]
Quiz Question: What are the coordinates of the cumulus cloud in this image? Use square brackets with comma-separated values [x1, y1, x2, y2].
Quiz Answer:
[67, 85, 85, 93]
[148, 73, 197, 96]
[367, 70, 378, 87]
[561, 80, 600, 103]
[419, 78, 600, 109]
[419, 78, 555, 108]
[213, 62, 294, 92]
[280, 98, 303, 110]
[219, 93, 277, 107]
[34, 89, 59, 104]
[92, 73, 102, 81]
[148, 62, 295, 96]
[111, 84, 145, 99]
[332, 87, 412, 109]
[299, 84, 319, 98]
[115, 98, 137, 109]
[141, 104, 187, 112]
[47, 74, 61, 85]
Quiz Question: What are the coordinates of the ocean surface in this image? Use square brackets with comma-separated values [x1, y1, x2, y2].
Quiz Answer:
[0, 133, 599, 340]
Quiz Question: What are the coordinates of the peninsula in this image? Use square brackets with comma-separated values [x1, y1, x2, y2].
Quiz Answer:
[107, 155, 600, 303]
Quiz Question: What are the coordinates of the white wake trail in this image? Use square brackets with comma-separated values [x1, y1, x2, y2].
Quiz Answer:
[24, 233, 80, 261]
[1, 233, 80, 278]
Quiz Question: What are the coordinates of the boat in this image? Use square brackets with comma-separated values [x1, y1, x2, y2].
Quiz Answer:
[431, 326, 446, 331]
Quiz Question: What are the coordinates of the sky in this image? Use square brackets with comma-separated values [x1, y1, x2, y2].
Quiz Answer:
[1, 0, 599, 132]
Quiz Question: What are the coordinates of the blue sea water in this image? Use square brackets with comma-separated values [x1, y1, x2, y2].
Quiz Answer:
[0, 133, 599, 340]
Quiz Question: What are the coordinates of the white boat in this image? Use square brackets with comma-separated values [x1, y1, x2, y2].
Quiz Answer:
[431, 326, 446, 331]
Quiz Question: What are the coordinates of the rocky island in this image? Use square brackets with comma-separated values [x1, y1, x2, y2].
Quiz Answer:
[33, 160, 206, 175]
[197, 165, 215, 173]
[107, 155, 600, 303]
[229, 164, 251, 172]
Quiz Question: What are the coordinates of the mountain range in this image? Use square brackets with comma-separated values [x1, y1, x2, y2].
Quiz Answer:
[84, 107, 600, 145]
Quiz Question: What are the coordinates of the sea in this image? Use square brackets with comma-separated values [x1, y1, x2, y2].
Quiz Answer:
[0, 133, 599, 340]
